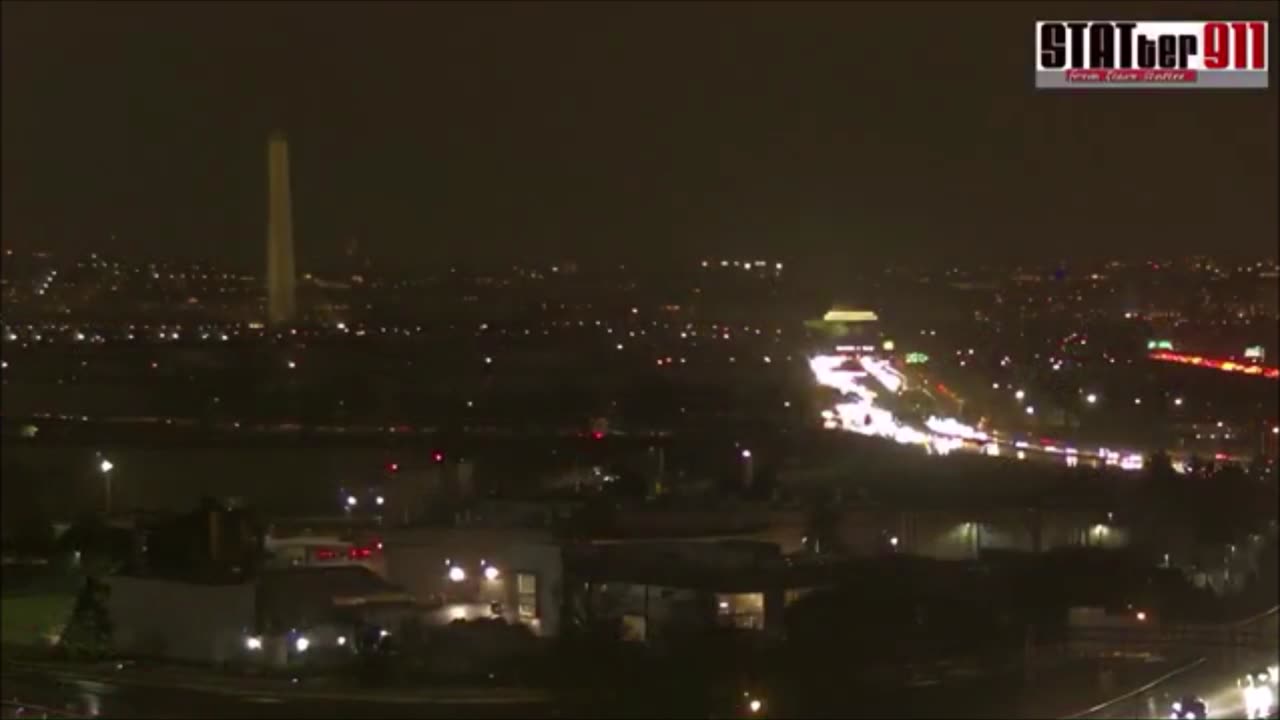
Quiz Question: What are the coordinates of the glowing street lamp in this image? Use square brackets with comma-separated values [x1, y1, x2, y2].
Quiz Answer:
[1085, 393, 1098, 405]
[740, 448, 755, 490]
[97, 456, 115, 515]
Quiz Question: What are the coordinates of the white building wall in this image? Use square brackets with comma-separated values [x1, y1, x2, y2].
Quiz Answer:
[105, 577, 255, 664]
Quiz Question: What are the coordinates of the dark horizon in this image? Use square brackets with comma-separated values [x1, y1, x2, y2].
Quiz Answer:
[3, 1, 1277, 273]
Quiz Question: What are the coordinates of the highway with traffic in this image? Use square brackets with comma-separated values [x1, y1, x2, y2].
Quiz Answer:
[808, 352, 1257, 473]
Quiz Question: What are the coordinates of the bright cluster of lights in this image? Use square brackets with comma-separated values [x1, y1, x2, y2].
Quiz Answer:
[858, 355, 904, 393]
[811, 355, 966, 456]
[811, 354, 1151, 472]
[924, 417, 989, 443]
[1244, 682, 1275, 719]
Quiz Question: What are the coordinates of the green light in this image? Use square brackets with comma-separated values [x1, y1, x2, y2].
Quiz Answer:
[1147, 339, 1174, 351]
[1244, 345, 1264, 360]
[905, 352, 929, 365]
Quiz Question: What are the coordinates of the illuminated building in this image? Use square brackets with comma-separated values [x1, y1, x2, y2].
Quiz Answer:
[804, 305, 884, 353]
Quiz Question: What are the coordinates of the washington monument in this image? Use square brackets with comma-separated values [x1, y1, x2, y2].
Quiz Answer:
[266, 131, 297, 325]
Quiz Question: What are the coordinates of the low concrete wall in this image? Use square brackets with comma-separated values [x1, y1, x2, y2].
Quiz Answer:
[105, 576, 255, 664]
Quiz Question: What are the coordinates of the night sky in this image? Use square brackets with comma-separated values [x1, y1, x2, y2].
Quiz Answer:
[2, 1, 1277, 273]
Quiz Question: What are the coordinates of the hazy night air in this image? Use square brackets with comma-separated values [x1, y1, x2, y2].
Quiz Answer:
[1, 1, 1276, 273]
[1, 3, 1276, 720]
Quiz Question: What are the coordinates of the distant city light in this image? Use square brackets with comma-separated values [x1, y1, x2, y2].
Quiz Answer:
[1174, 397, 1184, 406]
[245, 636, 263, 651]
[1015, 390, 1026, 401]
[448, 566, 466, 582]
[294, 636, 310, 652]
[741, 449, 753, 459]
[1085, 393, 1098, 404]
[1025, 406, 1035, 415]
[346, 495, 358, 507]
[99, 459, 114, 474]
[375, 495, 385, 506]
[1149, 351, 1279, 380]
[484, 565, 500, 581]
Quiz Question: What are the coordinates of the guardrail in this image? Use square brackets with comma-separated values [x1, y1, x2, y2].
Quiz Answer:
[1068, 606, 1280, 652]
[0, 700, 87, 719]
[1064, 656, 1207, 719]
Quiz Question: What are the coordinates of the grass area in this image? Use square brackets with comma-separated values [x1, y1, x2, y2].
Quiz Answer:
[1, 592, 76, 647]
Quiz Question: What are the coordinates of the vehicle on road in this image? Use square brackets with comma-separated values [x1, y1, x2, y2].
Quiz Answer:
[1241, 667, 1278, 719]
[1170, 695, 1208, 719]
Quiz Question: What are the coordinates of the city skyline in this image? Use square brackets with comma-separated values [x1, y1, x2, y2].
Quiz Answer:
[2, 1, 1277, 275]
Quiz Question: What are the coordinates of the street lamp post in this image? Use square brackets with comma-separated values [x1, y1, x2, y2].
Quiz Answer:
[98, 457, 115, 515]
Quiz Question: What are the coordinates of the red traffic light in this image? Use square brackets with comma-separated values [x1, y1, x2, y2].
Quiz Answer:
[432, 451, 445, 463]
[592, 431, 604, 440]
[386, 462, 399, 473]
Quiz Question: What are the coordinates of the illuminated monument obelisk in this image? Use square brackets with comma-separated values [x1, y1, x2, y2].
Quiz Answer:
[266, 131, 297, 325]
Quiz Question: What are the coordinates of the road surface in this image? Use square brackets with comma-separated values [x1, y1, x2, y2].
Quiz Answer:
[0, 667, 563, 718]
[1077, 653, 1279, 719]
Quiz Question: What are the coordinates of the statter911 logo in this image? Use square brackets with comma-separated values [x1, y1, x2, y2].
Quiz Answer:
[1035, 21, 1269, 89]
